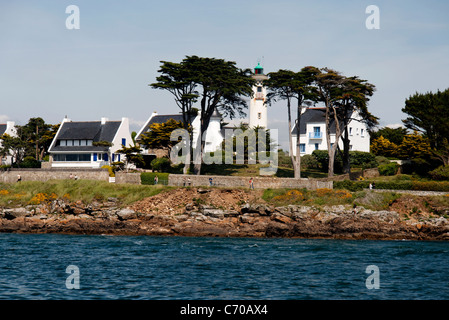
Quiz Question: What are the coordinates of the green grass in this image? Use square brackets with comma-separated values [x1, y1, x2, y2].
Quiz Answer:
[0, 180, 172, 207]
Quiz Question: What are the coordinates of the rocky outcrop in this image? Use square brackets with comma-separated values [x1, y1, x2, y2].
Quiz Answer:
[1, 196, 449, 240]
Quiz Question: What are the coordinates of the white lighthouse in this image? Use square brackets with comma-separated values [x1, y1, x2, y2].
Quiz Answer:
[249, 63, 268, 129]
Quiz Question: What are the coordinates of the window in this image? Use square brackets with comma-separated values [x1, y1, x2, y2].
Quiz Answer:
[67, 140, 73, 146]
[349, 127, 353, 135]
[257, 86, 262, 92]
[87, 140, 93, 146]
[60, 140, 67, 146]
[122, 138, 126, 146]
[300, 144, 305, 153]
[53, 154, 90, 162]
[80, 140, 86, 146]
[73, 140, 80, 146]
[258, 113, 261, 119]
[361, 129, 364, 137]
[315, 143, 319, 150]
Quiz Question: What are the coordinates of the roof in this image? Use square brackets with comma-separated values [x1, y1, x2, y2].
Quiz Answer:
[50, 120, 121, 152]
[136, 113, 196, 141]
[291, 108, 336, 134]
[0, 125, 6, 135]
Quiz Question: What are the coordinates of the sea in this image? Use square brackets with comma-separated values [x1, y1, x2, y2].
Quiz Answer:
[0, 233, 448, 301]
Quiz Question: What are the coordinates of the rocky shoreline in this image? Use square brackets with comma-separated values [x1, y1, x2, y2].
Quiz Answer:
[1, 188, 449, 240]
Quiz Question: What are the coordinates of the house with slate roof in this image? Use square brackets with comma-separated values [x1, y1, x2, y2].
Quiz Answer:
[48, 116, 133, 168]
[135, 109, 224, 157]
[291, 108, 370, 156]
[0, 121, 17, 165]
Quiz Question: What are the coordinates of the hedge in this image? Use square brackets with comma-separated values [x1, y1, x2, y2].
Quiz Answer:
[334, 180, 449, 192]
[141, 172, 170, 185]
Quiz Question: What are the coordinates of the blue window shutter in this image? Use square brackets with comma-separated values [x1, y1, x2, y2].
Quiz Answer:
[93, 153, 97, 161]
[104, 153, 108, 161]
[118, 154, 120, 161]
[112, 154, 115, 162]
[122, 138, 126, 146]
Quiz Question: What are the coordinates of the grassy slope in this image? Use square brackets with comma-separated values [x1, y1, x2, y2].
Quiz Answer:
[0, 180, 172, 207]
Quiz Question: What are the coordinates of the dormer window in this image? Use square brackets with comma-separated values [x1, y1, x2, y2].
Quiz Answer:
[58, 139, 93, 147]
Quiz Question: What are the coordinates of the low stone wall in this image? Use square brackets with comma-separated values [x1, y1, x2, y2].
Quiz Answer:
[0, 168, 109, 183]
[115, 172, 141, 185]
[168, 174, 333, 190]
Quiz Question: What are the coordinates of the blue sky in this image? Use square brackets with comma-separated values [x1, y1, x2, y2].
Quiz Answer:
[1, 0, 448, 150]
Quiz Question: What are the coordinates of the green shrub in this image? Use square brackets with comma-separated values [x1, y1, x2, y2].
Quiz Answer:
[378, 162, 399, 176]
[350, 151, 378, 168]
[141, 172, 170, 185]
[301, 154, 319, 169]
[429, 165, 449, 181]
[150, 157, 171, 172]
[335, 179, 449, 192]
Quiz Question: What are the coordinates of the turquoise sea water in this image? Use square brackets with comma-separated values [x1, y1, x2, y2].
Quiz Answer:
[0, 234, 448, 300]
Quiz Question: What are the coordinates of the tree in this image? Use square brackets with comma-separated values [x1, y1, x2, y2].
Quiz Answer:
[150, 56, 254, 175]
[370, 126, 407, 146]
[139, 119, 186, 157]
[181, 56, 254, 175]
[334, 76, 377, 173]
[265, 67, 319, 178]
[115, 145, 145, 170]
[20, 118, 59, 161]
[314, 68, 346, 177]
[150, 61, 198, 174]
[0, 133, 27, 166]
[402, 89, 449, 165]
[370, 136, 398, 158]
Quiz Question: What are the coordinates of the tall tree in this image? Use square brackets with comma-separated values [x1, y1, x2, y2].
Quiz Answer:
[21, 118, 59, 161]
[181, 56, 254, 175]
[334, 76, 377, 173]
[265, 67, 319, 178]
[150, 61, 198, 174]
[314, 68, 346, 177]
[402, 88, 449, 165]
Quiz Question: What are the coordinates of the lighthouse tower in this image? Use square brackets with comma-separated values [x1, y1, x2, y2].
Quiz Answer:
[249, 63, 268, 129]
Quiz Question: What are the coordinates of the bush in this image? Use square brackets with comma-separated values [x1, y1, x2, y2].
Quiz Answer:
[16, 156, 41, 168]
[350, 151, 378, 168]
[150, 157, 171, 172]
[141, 172, 170, 185]
[429, 165, 449, 181]
[334, 179, 449, 192]
[378, 162, 399, 176]
[301, 154, 319, 170]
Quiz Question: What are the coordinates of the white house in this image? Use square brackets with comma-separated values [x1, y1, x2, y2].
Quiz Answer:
[291, 108, 370, 156]
[48, 116, 133, 168]
[0, 121, 17, 165]
[135, 109, 224, 155]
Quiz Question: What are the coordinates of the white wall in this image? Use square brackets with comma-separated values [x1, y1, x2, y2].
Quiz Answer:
[291, 111, 370, 156]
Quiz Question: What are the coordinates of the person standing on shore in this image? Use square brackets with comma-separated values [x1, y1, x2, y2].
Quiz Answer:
[249, 177, 254, 189]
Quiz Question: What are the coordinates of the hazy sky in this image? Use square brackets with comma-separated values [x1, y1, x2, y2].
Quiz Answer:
[1, 0, 448, 150]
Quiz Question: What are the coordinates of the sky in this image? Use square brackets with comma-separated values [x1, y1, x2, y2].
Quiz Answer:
[1, 0, 448, 150]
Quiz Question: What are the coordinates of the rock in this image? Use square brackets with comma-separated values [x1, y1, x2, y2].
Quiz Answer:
[116, 208, 137, 221]
[240, 203, 272, 216]
[197, 188, 210, 194]
[271, 212, 292, 224]
[2, 208, 31, 220]
[202, 208, 225, 219]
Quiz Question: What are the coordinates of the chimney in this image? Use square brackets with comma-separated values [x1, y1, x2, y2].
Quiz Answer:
[101, 117, 108, 125]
